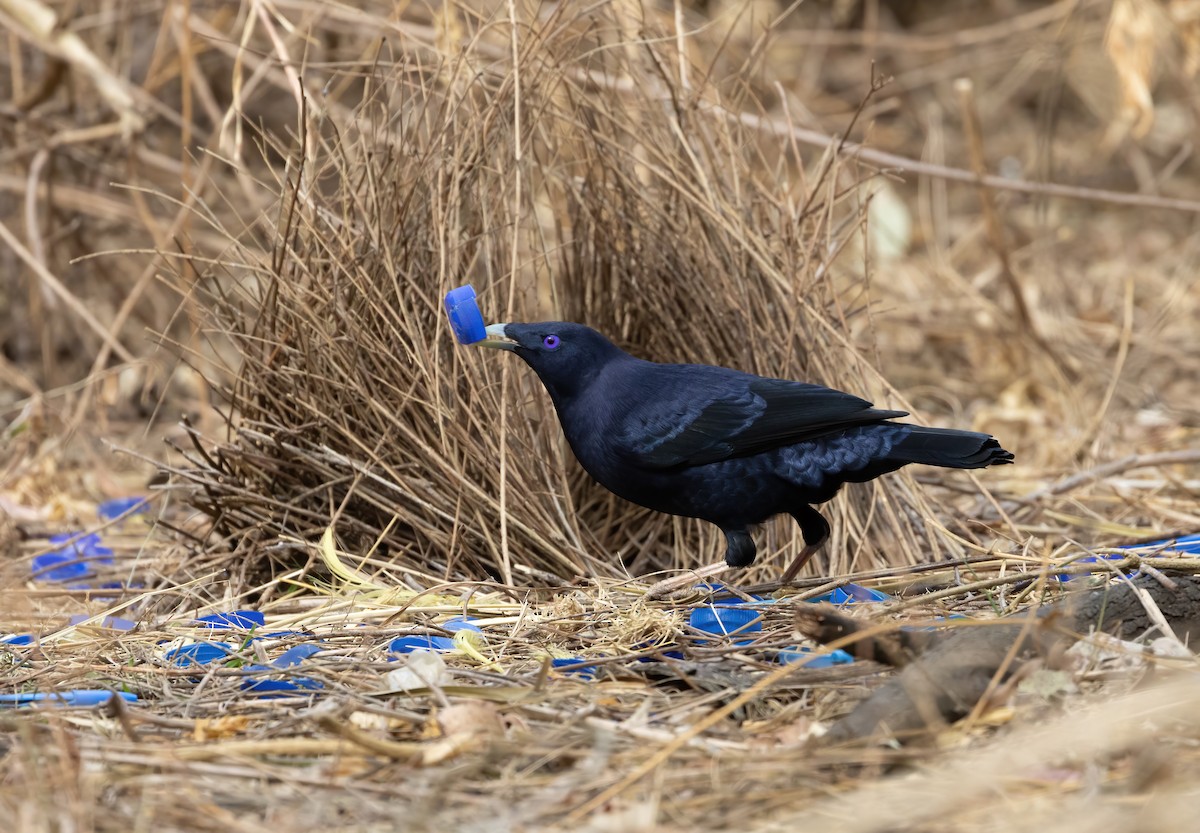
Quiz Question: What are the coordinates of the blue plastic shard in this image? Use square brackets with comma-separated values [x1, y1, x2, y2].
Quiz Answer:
[441, 617, 483, 634]
[166, 642, 232, 666]
[389, 635, 456, 654]
[239, 643, 324, 693]
[444, 285, 487, 344]
[777, 647, 856, 668]
[32, 533, 114, 583]
[68, 614, 137, 631]
[1, 634, 34, 646]
[195, 611, 266, 630]
[0, 690, 138, 707]
[241, 665, 323, 694]
[550, 657, 598, 680]
[1132, 533, 1200, 554]
[1060, 533, 1200, 582]
[273, 644, 322, 668]
[807, 583, 893, 604]
[97, 497, 150, 522]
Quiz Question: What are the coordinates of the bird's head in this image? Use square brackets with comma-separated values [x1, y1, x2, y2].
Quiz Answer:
[480, 321, 627, 401]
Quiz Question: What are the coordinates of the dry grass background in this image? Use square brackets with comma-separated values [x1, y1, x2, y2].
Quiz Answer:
[2, 0, 1200, 831]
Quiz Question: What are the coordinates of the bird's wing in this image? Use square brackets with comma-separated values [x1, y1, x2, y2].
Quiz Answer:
[620, 372, 908, 469]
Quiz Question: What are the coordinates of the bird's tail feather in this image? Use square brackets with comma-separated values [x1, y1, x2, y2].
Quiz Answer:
[888, 426, 1014, 469]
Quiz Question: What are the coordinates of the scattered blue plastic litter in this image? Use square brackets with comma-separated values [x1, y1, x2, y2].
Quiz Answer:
[444, 285, 487, 344]
[166, 642, 232, 666]
[807, 583, 893, 604]
[0, 690, 137, 707]
[68, 614, 137, 631]
[1, 634, 34, 646]
[550, 657, 598, 680]
[196, 610, 266, 630]
[777, 647, 856, 668]
[31, 533, 114, 583]
[97, 496, 149, 522]
[389, 635, 456, 654]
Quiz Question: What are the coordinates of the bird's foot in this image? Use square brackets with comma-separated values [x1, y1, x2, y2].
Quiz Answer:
[643, 561, 729, 601]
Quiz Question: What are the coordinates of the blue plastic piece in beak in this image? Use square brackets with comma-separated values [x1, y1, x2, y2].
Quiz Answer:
[444, 285, 487, 344]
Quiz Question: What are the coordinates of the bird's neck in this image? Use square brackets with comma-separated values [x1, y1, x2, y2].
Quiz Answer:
[548, 357, 645, 446]
[541, 350, 631, 404]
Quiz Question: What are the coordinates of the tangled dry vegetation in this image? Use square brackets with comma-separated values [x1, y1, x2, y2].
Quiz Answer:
[3, 1, 1200, 831]
[161, 9, 986, 590]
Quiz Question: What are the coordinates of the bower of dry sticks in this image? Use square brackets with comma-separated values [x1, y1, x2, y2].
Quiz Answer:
[159, 5, 1007, 590]
[3, 1, 1200, 832]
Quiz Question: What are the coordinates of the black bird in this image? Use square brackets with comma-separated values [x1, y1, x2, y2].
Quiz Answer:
[481, 322, 1013, 589]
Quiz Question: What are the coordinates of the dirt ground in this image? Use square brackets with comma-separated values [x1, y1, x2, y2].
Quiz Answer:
[2, 1, 1199, 831]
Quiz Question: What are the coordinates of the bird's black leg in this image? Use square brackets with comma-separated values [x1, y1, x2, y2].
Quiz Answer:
[644, 526, 755, 600]
[779, 506, 830, 585]
[722, 527, 757, 567]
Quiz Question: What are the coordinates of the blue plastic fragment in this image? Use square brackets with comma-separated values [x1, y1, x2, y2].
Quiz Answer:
[31, 533, 114, 583]
[1133, 533, 1200, 554]
[241, 666, 324, 694]
[1, 634, 34, 646]
[807, 583, 893, 605]
[550, 657, 598, 680]
[389, 635, 456, 654]
[632, 640, 683, 661]
[68, 614, 137, 631]
[444, 285, 487, 345]
[1170, 534, 1200, 553]
[441, 617, 483, 634]
[97, 497, 150, 522]
[240, 642, 324, 693]
[1060, 534, 1200, 582]
[777, 647, 856, 668]
[166, 642, 232, 666]
[273, 644, 322, 668]
[0, 690, 137, 707]
[195, 610, 266, 630]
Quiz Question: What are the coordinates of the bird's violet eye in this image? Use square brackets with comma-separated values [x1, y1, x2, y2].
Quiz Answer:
[542, 334, 561, 350]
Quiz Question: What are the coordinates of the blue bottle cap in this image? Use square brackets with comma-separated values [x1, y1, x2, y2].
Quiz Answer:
[689, 603, 763, 637]
[444, 285, 487, 344]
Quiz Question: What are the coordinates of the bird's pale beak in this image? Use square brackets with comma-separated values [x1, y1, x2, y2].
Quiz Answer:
[478, 323, 518, 350]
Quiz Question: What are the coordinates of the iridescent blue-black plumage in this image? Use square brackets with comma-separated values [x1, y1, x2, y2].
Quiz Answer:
[481, 322, 1012, 575]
